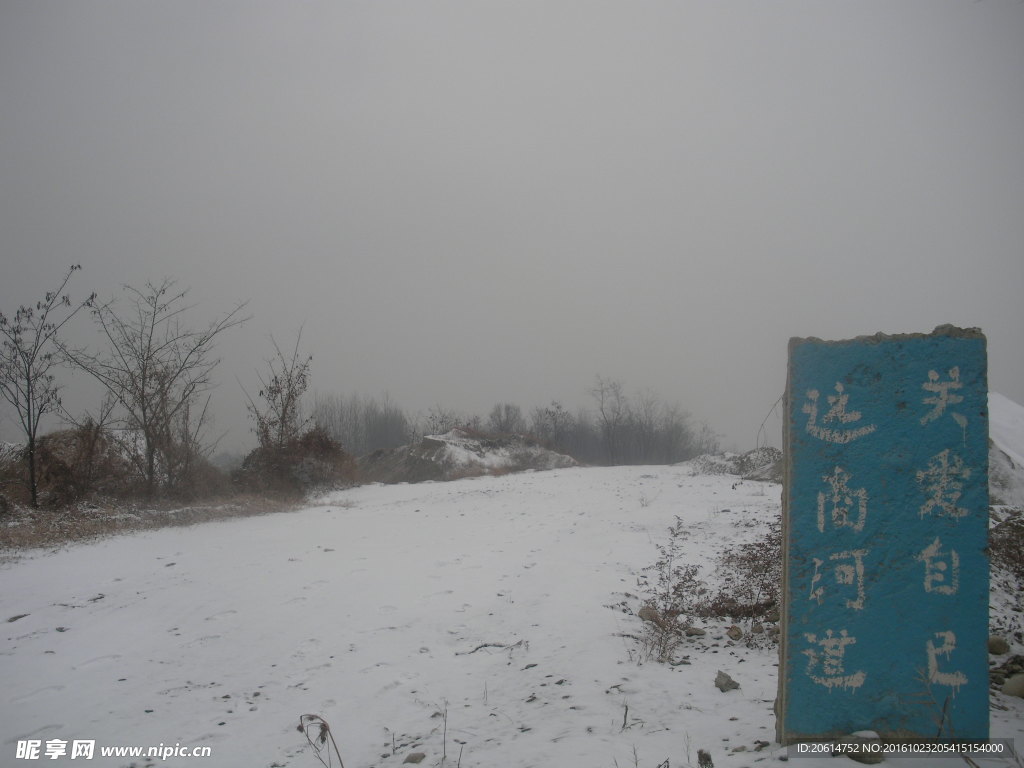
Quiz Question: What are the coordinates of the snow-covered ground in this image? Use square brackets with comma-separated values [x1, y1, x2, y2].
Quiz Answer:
[2, 460, 1021, 768]
[991, 392, 1024, 508]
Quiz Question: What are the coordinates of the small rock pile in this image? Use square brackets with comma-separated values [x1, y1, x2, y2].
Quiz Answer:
[990, 653, 1024, 697]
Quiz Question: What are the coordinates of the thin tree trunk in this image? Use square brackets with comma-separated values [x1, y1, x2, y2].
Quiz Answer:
[146, 441, 156, 498]
[26, 389, 38, 508]
[27, 440, 38, 508]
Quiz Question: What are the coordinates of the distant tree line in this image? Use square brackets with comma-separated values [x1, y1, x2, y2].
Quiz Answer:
[1, 267, 722, 509]
[311, 375, 719, 467]
[311, 392, 411, 458]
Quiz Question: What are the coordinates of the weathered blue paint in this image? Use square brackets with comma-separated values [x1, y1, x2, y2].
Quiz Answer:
[777, 327, 988, 743]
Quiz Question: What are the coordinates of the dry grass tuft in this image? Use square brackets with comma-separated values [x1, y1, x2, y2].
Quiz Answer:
[297, 714, 346, 768]
[0, 493, 297, 558]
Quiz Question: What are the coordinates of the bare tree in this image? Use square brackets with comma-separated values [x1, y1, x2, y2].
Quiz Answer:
[655, 402, 697, 463]
[312, 391, 410, 456]
[488, 402, 526, 435]
[362, 392, 410, 451]
[590, 375, 629, 464]
[630, 389, 661, 463]
[244, 330, 312, 452]
[62, 279, 248, 497]
[625, 391, 698, 464]
[61, 393, 120, 498]
[530, 401, 573, 450]
[161, 392, 217, 494]
[419, 405, 462, 437]
[695, 421, 721, 455]
[238, 337, 371, 496]
[0, 266, 94, 507]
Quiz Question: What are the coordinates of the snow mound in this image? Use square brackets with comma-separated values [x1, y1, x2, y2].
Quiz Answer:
[684, 446, 782, 481]
[990, 392, 1024, 508]
[357, 428, 578, 484]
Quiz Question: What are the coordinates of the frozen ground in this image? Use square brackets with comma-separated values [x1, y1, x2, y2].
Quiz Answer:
[2, 459, 1022, 767]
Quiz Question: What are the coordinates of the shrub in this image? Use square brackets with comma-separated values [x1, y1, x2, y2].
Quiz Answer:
[702, 519, 781, 621]
[235, 426, 357, 497]
[635, 516, 707, 661]
[634, 512, 782, 661]
[734, 446, 783, 477]
[3, 422, 138, 506]
[168, 453, 232, 501]
[990, 511, 1024, 582]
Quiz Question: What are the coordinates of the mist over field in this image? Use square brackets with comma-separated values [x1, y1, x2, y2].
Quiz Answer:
[1, 2, 1022, 457]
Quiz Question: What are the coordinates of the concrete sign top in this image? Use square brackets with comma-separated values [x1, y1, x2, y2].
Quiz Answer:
[778, 326, 988, 743]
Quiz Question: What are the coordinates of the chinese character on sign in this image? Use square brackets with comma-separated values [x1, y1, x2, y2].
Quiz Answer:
[916, 537, 960, 595]
[831, 549, 868, 610]
[920, 367, 967, 428]
[70, 740, 95, 760]
[927, 630, 968, 690]
[809, 549, 868, 610]
[802, 629, 867, 690]
[817, 466, 868, 533]
[803, 383, 877, 443]
[917, 449, 971, 519]
[16, 740, 41, 760]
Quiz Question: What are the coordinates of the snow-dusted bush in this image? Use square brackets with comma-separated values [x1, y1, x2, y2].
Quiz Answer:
[636, 516, 707, 661]
[991, 510, 1024, 583]
[635, 511, 782, 660]
[235, 426, 357, 497]
[35, 422, 136, 503]
[703, 519, 781, 623]
[1, 423, 140, 507]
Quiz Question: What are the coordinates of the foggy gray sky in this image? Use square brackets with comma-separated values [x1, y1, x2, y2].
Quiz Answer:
[2, 1, 1022, 454]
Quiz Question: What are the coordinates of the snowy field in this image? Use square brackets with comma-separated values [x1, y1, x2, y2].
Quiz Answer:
[2, 463, 1022, 768]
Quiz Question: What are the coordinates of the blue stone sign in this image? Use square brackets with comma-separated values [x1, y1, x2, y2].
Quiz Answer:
[777, 326, 989, 743]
